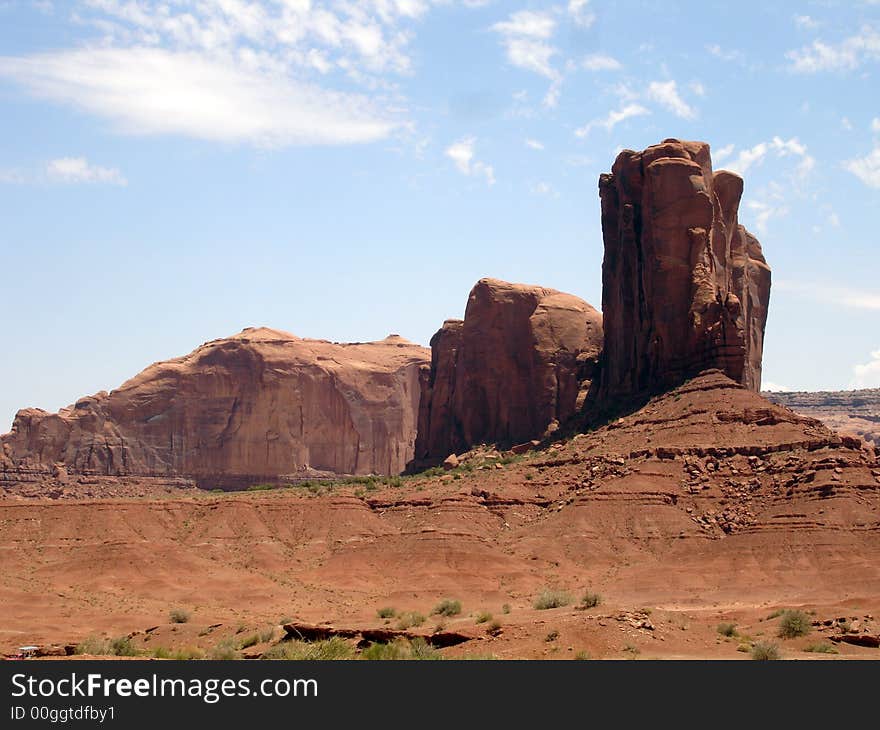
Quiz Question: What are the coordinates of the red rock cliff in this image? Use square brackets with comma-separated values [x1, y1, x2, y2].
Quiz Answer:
[592, 139, 771, 407]
[413, 278, 603, 461]
[1, 328, 429, 486]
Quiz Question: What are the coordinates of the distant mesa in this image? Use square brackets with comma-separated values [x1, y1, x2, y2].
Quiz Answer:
[590, 139, 770, 410]
[411, 277, 603, 466]
[1, 329, 429, 489]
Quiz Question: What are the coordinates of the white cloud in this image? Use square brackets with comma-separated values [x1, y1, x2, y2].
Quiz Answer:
[706, 43, 747, 65]
[491, 10, 559, 80]
[853, 349, 880, 388]
[776, 280, 880, 311]
[525, 138, 544, 150]
[721, 137, 815, 177]
[793, 15, 821, 31]
[0, 0, 481, 148]
[786, 24, 880, 72]
[574, 103, 649, 137]
[646, 80, 696, 119]
[46, 157, 127, 185]
[689, 80, 706, 97]
[580, 53, 622, 71]
[844, 144, 880, 188]
[0, 47, 396, 146]
[713, 143, 735, 164]
[531, 181, 557, 196]
[568, 0, 595, 29]
[873, 118, 880, 132]
[747, 198, 789, 235]
[445, 136, 495, 185]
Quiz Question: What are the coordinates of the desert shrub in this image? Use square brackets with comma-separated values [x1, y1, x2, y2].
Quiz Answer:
[574, 651, 591, 660]
[534, 588, 572, 610]
[475, 611, 492, 624]
[778, 610, 811, 639]
[545, 630, 559, 642]
[262, 637, 354, 661]
[152, 646, 203, 660]
[750, 641, 780, 660]
[396, 611, 426, 630]
[581, 591, 602, 609]
[765, 609, 784, 620]
[803, 643, 839, 654]
[384, 476, 404, 488]
[169, 608, 191, 624]
[110, 636, 138, 657]
[717, 622, 738, 637]
[736, 643, 751, 653]
[377, 607, 397, 619]
[238, 634, 260, 649]
[486, 619, 502, 635]
[208, 638, 240, 660]
[431, 598, 462, 617]
[360, 638, 441, 661]
[502, 603, 511, 614]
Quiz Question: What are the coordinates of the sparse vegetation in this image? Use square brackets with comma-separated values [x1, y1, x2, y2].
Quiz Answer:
[574, 651, 591, 660]
[262, 637, 354, 660]
[777, 610, 811, 639]
[208, 638, 240, 660]
[377, 607, 397, 619]
[151, 646, 204, 660]
[486, 619, 502, 635]
[475, 611, 492, 624]
[736, 643, 751, 653]
[502, 603, 511, 614]
[431, 598, 462, 617]
[717, 622, 738, 637]
[580, 591, 601, 609]
[169, 608, 191, 624]
[622, 643, 640, 657]
[750, 641, 780, 660]
[534, 588, 572, 610]
[766, 609, 784, 620]
[803, 643, 839, 654]
[75, 635, 138, 657]
[396, 611, 426, 630]
[545, 630, 559, 642]
[360, 638, 442, 661]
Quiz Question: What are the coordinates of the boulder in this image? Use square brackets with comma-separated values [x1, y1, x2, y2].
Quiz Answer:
[1, 328, 429, 486]
[413, 278, 602, 462]
[590, 139, 771, 408]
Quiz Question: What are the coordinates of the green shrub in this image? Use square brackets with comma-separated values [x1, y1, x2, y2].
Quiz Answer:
[238, 634, 260, 649]
[431, 598, 462, 617]
[580, 591, 601, 609]
[486, 619, 502, 635]
[76, 636, 138, 657]
[502, 603, 511, 614]
[396, 611, 426, 630]
[534, 588, 572, 610]
[475, 611, 492, 624]
[717, 622, 738, 637]
[169, 608, 191, 624]
[574, 651, 591, 660]
[623, 643, 640, 657]
[750, 641, 780, 660]
[360, 638, 441, 661]
[803, 643, 839, 654]
[110, 636, 138, 657]
[208, 638, 240, 660]
[377, 607, 397, 619]
[778, 610, 811, 639]
[261, 637, 354, 661]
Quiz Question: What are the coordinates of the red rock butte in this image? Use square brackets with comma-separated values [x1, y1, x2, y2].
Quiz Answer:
[412, 278, 603, 464]
[591, 138, 770, 409]
[0, 327, 429, 488]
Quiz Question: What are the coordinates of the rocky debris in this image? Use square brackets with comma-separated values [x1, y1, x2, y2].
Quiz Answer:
[282, 622, 472, 649]
[590, 139, 770, 411]
[1, 328, 429, 487]
[412, 278, 602, 465]
[612, 611, 655, 631]
[814, 615, 880, 648]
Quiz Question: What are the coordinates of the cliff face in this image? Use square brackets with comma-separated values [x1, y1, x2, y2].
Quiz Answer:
[413, 278, 603, 461]
[591, 139, 771, 407]
[1, 328, 429, 486]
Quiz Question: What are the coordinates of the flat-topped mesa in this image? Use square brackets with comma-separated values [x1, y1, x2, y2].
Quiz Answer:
[1, 328, 430, 488]
[412, 278, 603, 464]
[590, 138, 771, 410]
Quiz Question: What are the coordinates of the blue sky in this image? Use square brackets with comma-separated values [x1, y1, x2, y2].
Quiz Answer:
[1, 0, 879, 431]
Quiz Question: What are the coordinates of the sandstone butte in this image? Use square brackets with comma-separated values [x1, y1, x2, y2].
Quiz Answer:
[0, 327, 429, 488]
[412, 278, 603, 465]
[591, 138, 771, 410]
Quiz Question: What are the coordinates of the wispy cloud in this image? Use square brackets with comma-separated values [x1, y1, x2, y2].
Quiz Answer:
[786, 24, 880, 72]
[720, 137, 814, 177]
[491, 10, 559, 80]
[525, 138, 545, 150]
[793, 15, 821, 31]
[574, 103, 650, 137]
[579, 53, 622, 71]
[445, 136, 495, 186]
[568, 0, 595, 28]
[776, 279, 880, 310]
[845, 144, 880, 188]
[46, 157, 127, 185]
[530, 181, 558, 197]
[646, 80, 696, 119]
